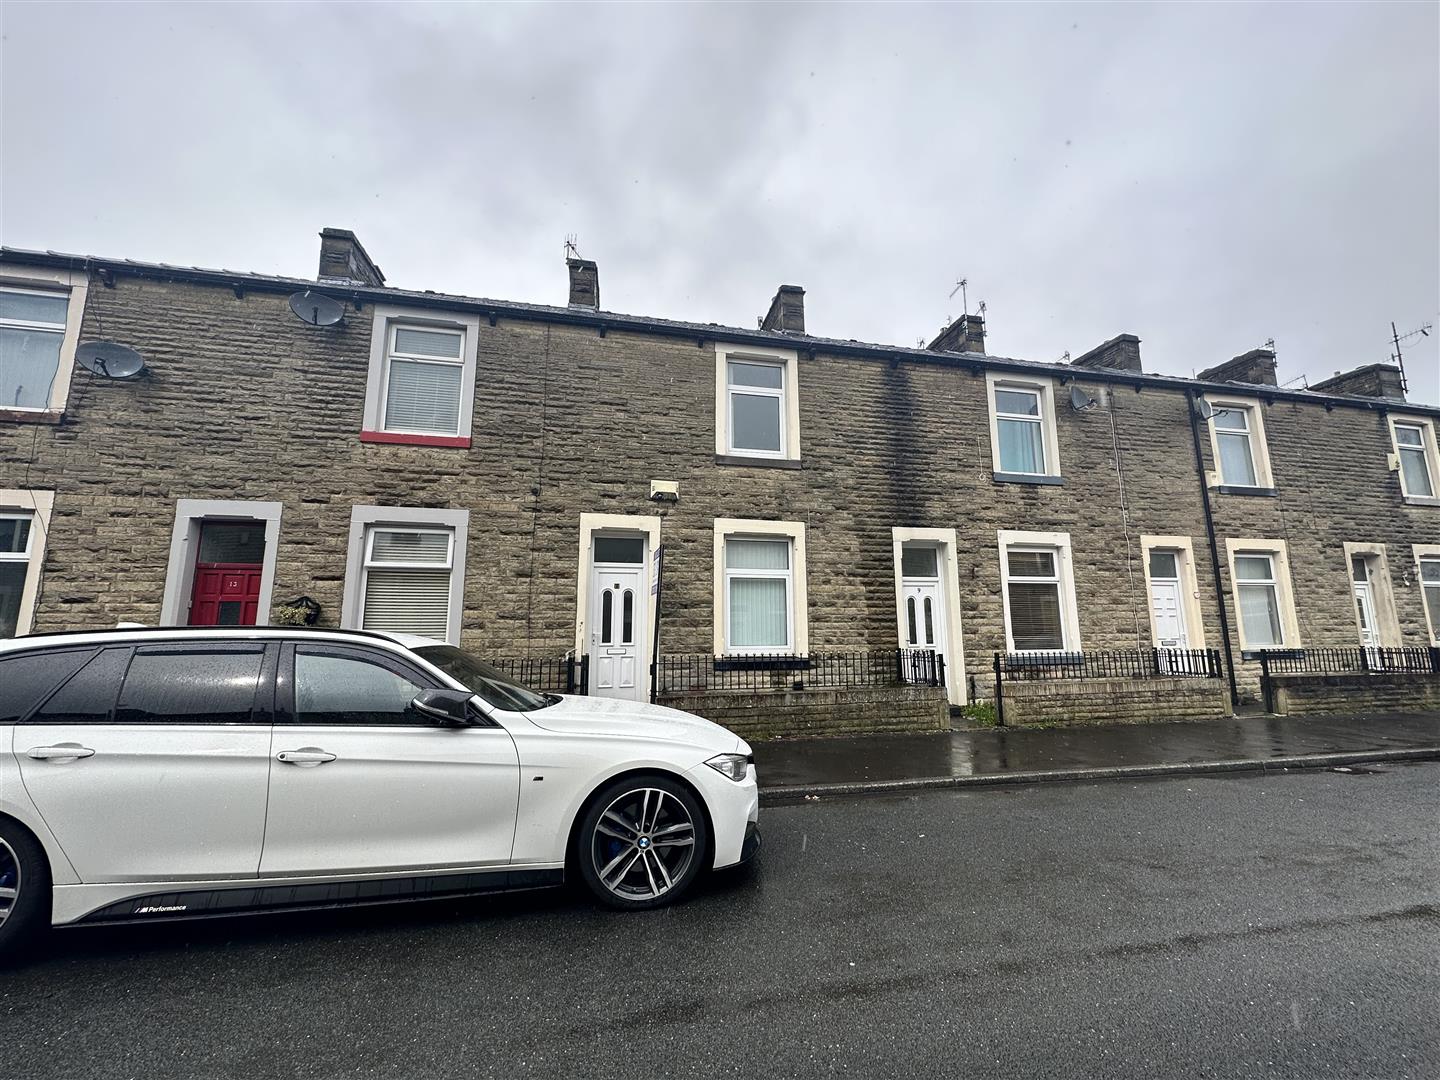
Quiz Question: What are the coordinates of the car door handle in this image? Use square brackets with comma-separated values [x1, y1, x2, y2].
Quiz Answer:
[276, 748, 337, 766]
[26, 744, 96, 762]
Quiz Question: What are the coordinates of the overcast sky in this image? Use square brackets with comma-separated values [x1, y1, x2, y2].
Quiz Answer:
[3, 2, 1437, 402]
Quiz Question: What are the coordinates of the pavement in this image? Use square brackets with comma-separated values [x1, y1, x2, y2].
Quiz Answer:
[3, 763, 1436, 1079]
[755, 711, 1440, 800]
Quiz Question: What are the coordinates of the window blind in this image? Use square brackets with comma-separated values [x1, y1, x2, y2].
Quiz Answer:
[362, 567, 451, 640]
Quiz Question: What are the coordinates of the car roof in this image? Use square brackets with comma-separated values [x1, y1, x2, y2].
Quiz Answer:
[0, 625, 443, 656]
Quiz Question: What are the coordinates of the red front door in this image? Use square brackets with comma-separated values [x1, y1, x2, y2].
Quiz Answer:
[189, 564, 263, 626]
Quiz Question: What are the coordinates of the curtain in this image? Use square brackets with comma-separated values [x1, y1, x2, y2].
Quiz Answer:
[0, 327, 63, 410]
[997, 418, 1043, 473]
[1217, 432, 1257, 486]
[1399, 448, 1434, 497]
[1237, 584, 1282, 646]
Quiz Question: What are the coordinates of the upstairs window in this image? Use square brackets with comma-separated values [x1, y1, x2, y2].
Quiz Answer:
[360, 526, 455, 641]
[1392, 420, 1437, 500]
[1, 289, 70, 411]
[1208, 400, 1273, 490]
[987, 375, 1061, 482]
[383, 325, 466, 436]
[726, 360, 786, 457]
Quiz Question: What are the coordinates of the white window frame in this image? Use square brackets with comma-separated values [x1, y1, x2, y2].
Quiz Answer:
[986, 373, 1061, 480]
[1389, 416, 1440, 505]
[997, 529, 1080, 652]
[1206, 398, 1274, 490]
[0, 266, 88, 416]
[361, 305, 480, 444]
[1413, 544, 1440, 645]
[1139, 535, 1208, 649]
[714, 344, 801, 461]
[160, 499, 283, 627]
[713, 518, 808, 656]
[342, 506, 469, 645]
[891, 526, 967, 705]
[1224, 538, 1301, 652]
[0, 489, 53, 637]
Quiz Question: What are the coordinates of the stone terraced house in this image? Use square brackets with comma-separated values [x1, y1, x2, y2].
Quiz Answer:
[2, 230, 1438, 737]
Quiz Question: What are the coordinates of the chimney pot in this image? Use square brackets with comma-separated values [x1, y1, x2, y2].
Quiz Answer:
[1071, 333, 1142, 373]
[927, 314, 986, 355]
[567, 258, 599, 309]
[761, 285, 805, 333]
[317, 228, 385, 287]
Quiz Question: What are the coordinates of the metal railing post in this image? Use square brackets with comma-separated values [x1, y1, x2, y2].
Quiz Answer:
[1431, 646, 1440, 675]
[993, 652, 1005, 726]
[1260, 651, 1273, 714]
[580, 654, 590, 695]
[936, 652, 946, 689]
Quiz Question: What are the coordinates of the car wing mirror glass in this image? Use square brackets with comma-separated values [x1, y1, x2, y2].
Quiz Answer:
[411, 689, 475, 727]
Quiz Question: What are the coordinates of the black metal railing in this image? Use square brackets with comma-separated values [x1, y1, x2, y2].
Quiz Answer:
[488, 655, 589, 695]
[993, 648, 1223, 682]
[1258, 646, 1440, 712]
[652, 649, 946, 694]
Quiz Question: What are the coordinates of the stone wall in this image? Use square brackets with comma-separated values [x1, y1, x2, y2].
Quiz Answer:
[2, 253, 1437, 721]
[1269, 673, 1440, 716]
[998, 677, 1230, 727]
[657, 686, 950, 741]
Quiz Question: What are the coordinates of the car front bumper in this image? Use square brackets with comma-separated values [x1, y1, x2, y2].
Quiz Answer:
[688, 760, 760, 869]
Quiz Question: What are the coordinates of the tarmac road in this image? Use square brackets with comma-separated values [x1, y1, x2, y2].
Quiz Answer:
[3, 762, 1436, 1079]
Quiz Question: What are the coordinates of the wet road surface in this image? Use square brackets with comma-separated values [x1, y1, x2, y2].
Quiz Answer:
[758, 711, 1440, 789]
[2, 762, 1436, 1079]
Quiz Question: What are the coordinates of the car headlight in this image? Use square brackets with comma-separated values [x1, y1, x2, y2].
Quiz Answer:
[704, 753, 752, 782]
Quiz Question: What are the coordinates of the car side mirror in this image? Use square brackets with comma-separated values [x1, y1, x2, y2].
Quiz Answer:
[411, 689, 476, 727]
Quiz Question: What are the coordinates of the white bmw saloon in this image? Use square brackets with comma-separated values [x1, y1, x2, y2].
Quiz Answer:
[0, 627, 760, 960]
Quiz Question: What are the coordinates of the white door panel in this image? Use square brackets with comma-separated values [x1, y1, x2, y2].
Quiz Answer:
[899, 579, 946, 685]
[591, 565, 646, 702]
[16, 725, 271, 882]
[1149, 580, 1189, 649]
[260, 726, 520, 875]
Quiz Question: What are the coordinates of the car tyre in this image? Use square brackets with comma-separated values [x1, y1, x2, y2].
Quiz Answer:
[0, 818, 51, 966]
[575, 774, 709, 911]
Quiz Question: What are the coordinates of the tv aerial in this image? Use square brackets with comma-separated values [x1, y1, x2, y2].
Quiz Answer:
[287, 290, 345, 327]
[75, 341, 147, 379]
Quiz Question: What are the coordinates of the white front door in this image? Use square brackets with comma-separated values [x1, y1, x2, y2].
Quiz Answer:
[590, 564, 647, 701]
[1353, 581, 1379, 649]
[900, 580, 946, 684]
[1149, 579, 1189, 649]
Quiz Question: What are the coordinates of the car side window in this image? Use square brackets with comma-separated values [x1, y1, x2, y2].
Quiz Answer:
[27, 647, 132, 724]
[0, 648, 95, 724]
[293, 647, 429, 726]
[114, 647, 265, 725]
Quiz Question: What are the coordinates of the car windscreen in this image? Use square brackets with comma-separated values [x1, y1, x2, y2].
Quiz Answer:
[412, 645, 554, 713]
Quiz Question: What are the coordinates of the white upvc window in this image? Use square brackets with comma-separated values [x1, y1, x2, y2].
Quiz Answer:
[343, 506, 470, 645]
[0, 271, 87, 415]
[361, 306, 480, 445]
[1225, 538, 1300, 652]
[1207, 400, 1273, 489]
[360, 526, 455, 641]
[0, 489, 54, 638]
[986, 374, 1061, 480]
[723, 537, 794, 653]
[1390, 417, 1439, 501]
[712, 518, 808, 655]
[1416, 547, 1440, 644]
[714, 345, 801, 462]
[997, 530, 1080, 652]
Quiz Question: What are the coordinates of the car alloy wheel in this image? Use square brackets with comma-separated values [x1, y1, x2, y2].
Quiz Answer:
[0, 838, 18, 931]
[590, 786, 697, 903]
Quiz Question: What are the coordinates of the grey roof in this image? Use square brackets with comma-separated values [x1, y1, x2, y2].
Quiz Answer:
[1, 244, 1432, 417]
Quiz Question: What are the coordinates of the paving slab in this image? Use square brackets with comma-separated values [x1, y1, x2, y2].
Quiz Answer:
[755, 711, 1440, 799]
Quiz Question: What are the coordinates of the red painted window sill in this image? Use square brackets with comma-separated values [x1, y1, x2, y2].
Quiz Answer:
[360, 430, 471, 449]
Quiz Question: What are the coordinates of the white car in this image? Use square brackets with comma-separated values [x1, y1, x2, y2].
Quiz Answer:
[0, 627, 760, 960]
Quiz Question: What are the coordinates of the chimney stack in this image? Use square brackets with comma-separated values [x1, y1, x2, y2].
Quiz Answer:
[567, 258, 599, 309]
[317, 228, 385, 287]
[1309, 363, 1407, 401]
[927, 314, 986, 355]
[1197, 348, 1278, 387]
[760, 285, 805, 333]
[1072, 333, 1142, 373]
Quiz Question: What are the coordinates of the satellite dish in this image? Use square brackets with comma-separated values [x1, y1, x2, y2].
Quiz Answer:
[288, 291, 345, 327]
[1068, 385, 1097, 411]
[1195, 399, 1216, 420]
[75, 341, 147, 379]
